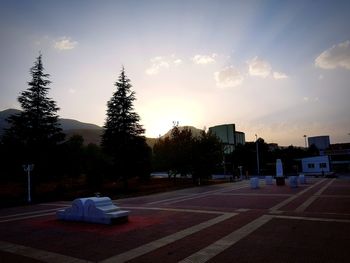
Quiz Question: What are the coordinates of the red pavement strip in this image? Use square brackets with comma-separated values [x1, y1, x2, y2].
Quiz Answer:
[1, 177, 350, 262]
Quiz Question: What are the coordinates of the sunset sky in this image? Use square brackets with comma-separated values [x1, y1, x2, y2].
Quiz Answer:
[1, 0, 350, 146]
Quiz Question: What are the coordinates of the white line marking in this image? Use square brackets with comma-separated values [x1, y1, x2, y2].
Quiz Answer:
[0, 208, 63, 219]
[100, 213, 236, 263]
[274, 214, 350, 223]
[179, 214, 274, 263]
[39, 203, 71, 207]
[164, 186, 249, 205]
[215, 193, 292, 197]
[0, 212, 56, 223]
[179, 212, 350, 263]
[146, 194, 194, 205]
[295, 179, 335, 212]
[147, 182, 249, 205]
[269, 179, 326, 213]
[0, 240, 92, 263]
[121, 206, 234, 215]
[314, 194, 350, 198]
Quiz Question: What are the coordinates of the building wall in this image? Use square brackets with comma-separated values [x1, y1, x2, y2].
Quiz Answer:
[235, 131, 245, 145]
[209, 124, 235, 145]
[209, 124, 246, 154]
[308, 136, 330, 150]
[301, 155, 330, 174]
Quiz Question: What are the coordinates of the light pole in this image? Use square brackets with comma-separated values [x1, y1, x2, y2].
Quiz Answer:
[255, 134, 260, 176]
[303, 135, 307, 148]
[23, 164, 34, 203]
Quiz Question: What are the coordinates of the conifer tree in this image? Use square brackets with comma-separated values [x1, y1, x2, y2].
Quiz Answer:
[4, 54, 64, 167]
[102, 67, 149, 188]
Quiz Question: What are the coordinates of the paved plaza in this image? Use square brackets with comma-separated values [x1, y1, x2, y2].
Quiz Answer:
[1, 177, 350, 262]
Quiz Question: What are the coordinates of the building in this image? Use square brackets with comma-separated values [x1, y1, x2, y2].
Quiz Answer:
[308, 135, 330, 150]
[324, 143, 350, 172]
[209, 124, 245, 153]
[235, 131, 245, 145]
[301, 155, 330, 174]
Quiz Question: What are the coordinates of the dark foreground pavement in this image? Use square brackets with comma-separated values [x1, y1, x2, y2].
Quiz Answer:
[1, 177, 350, 262]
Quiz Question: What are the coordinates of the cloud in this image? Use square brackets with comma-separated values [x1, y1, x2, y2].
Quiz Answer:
[315, 40, 350, 70]
[273, 71, 288, 79]
[35, 35, 50, 46]
[173, 59, 182, 65]
[192, 54, 217, 65]
[247, 57, 271, 78]
[146, 57, 169, 75]
[214, 66, 244, 88]
[53, 37, 78, 50]
[145, 55, 182, 75]
[303, 97, 319, 102]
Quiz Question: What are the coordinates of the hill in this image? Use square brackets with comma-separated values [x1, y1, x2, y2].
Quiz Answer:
[145, 126, 204, 148]
[0, 109, 204, 147]
[0, 109, 21, 134]
[161, 126, 204, 138]
[0, 109, 103, 144]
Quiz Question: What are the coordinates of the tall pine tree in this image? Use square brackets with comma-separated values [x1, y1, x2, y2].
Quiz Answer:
[102, 67, 149, 188]
[3, 54, 64, 174]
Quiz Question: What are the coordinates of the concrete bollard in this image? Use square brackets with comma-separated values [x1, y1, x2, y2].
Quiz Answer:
[289, 176, 298, 188]
[299, 174, 306, 184]
[265, 176, 273, 185]
[250, 177, 259, 189]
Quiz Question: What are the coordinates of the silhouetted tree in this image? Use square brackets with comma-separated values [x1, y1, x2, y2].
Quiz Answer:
[2, 54, 64, 182]
[192, 130, 222, 183]
[168, 125, 193, 179]
[152, 136, 172, 172]
[61, 135, 85, 178]
[101, 67, 149, 189]
[153, 126, 222, 184]
[84, 143, 111, 191]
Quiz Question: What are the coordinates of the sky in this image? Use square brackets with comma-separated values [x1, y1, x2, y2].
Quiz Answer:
[1, 0, 350, 146]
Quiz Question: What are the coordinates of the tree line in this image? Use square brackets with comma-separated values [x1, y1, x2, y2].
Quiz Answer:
[0, 54, 318, 203]
[0, 55, 222, 201]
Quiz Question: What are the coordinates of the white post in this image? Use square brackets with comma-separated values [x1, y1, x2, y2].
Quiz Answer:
[23, 164, 34, 203]
[27, 167, 31, 203]
[276, 159, 283, 177]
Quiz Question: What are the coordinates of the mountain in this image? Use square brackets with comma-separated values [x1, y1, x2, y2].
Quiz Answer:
[0, 109, 102, 131]
[0, 109, 103, 145]
[60, 119, 101, 130]
[145, 126, 205, 148]
[0, 109, 21, 133]
[0, 109, 204, 147]
[161, 126, 204, 138]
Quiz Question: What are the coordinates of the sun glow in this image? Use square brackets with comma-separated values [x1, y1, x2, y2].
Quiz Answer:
[141, 98, 203, 138]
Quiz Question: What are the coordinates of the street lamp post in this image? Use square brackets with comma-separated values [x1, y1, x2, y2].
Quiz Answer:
[23, 164, 34, 203]
[255, 134, 260, 176]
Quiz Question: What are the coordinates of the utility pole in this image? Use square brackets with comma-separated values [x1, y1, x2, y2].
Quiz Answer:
[255, 134, 260, 176]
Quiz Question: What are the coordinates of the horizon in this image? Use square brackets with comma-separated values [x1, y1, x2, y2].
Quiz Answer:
[0, 107, 338, 147]
[1, 0, 350, 146]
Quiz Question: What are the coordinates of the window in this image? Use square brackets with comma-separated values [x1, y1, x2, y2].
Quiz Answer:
[308, 163, 315, 169]
[319, 163, 327, 168]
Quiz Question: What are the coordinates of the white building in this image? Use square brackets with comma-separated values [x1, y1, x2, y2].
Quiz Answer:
[301, 155, 330, 174]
